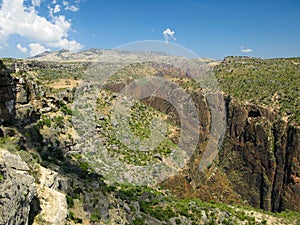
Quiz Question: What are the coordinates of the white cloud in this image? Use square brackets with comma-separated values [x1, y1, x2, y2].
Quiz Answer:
[63, 1, 69, 6]
[53, 4, 61, 13]
[163, 28, 176, 43]
[52, 0, 57, 4]
[48, 38, 83, 51]
[0, 0, 83, 54]
[29, 43, 50, 56]
[240, 46, 253, 53]
[16, 43, 28, 53]
[32, 0, 41, 7]
[64, 0, 81, 12]
[65, 5, 79, 12]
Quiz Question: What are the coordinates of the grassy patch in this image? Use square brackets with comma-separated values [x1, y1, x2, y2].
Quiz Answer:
[90, 212, 101, 223]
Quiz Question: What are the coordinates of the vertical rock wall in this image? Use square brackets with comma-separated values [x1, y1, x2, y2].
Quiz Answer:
[0, 61, 16, 124]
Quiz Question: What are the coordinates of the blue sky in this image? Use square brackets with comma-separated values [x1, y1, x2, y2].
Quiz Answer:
[0, 0, 299, 59]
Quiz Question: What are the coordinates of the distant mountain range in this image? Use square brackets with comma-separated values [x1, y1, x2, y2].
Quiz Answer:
[31, 48, 218, 65]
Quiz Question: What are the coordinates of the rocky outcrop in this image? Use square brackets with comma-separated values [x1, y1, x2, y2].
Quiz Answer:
[219, 98, 300, 212]
[0, 61, 16, 124]
[0, 149, 36, 225]
[33, 166, 68, 225]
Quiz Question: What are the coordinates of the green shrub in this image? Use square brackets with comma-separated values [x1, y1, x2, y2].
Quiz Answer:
[38, 118, 51, 127]
[66, 195, 74, 208]
[68, 211, 83, 223]
[61, 105, 73, 115]
[90, 212, 101, 222]
[132, 217, 147, 225]
[79, 162, 90, 172]
[53, 116, 64, 128]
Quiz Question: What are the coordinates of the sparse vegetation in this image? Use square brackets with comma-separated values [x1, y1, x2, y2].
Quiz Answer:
[60, 105, 73, 115]
[91, 88, 179, 166]
[90, 212, 101, 223]
[66, 195, 74, 208]
[215, 57, 300, 125]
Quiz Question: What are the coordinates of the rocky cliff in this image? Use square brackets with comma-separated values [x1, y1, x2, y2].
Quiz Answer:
[0, 60, 16, 125]
[221, 98, 300, 212]
[161, 57, 300, 213]
[143, 93, 300, 213]
[0, 62, 37, 225]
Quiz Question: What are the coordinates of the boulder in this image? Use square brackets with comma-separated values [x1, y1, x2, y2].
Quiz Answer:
[0, 149, 36, 225]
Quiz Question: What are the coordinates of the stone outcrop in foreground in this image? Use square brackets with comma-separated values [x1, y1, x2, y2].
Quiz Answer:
[0, 149, 36, 225]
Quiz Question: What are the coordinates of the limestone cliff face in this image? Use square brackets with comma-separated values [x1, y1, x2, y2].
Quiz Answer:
[0, 61, 16, 124]
[0, 149, 36, 225]
[219, 98, 300, 212]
